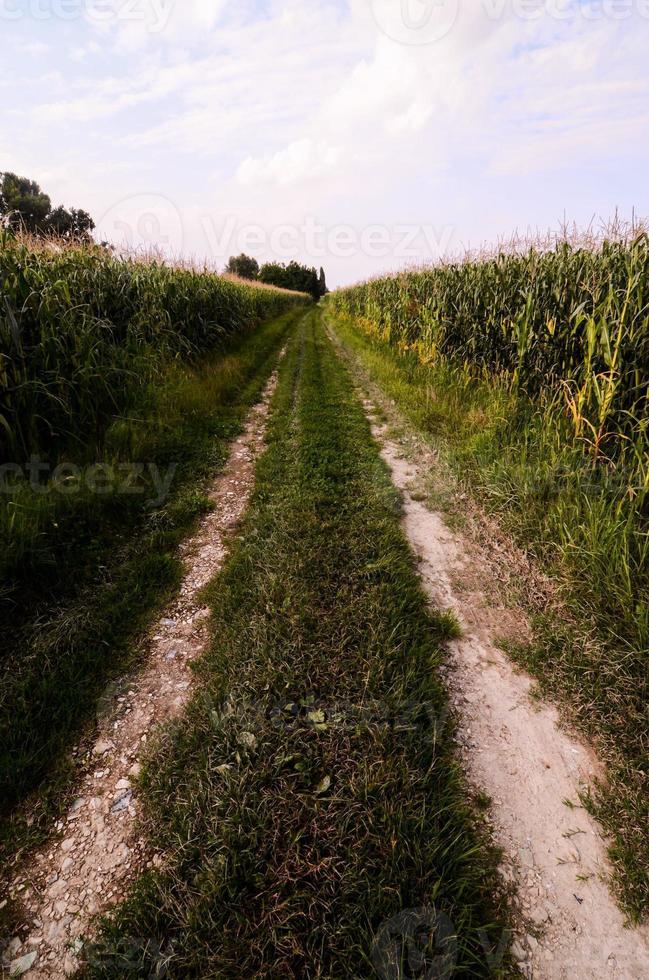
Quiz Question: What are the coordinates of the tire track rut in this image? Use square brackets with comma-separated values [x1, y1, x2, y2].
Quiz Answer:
[3, 366, 281, 979]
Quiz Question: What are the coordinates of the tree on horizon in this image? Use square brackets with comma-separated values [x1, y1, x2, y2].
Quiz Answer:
[259, 259, 325, 301]
[225, 253, 260, 280]
[0, 171, 95, 239]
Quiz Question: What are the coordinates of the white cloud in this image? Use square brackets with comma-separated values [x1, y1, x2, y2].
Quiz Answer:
[237, 139, 343, 187]
[16, 41, 49, 56]
[88, 0, 230, 52]
[3, 0, 648, 286]
[69, 41, 102, 63]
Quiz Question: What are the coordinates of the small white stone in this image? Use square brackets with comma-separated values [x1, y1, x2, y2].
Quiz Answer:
[6, 938, 21, 958]
[92, 740, 114, 757]
[511, 940, 527, 962]
[111, 790, 133, 813]
[9, 952, 38, 976]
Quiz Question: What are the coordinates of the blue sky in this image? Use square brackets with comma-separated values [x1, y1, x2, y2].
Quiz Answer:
[3, 0, 649, 286]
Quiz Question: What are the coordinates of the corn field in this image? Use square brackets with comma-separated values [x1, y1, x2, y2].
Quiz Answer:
[0, 234, 309, 463]
[329, 235, 649, 657]
[330, 236, 649, 459]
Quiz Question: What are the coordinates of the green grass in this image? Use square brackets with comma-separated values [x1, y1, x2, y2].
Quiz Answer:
[81, 310, 511, 978]
[0, 309, 299, 878]
[0, 233, 309, 465]
[327, 310, 649, 921]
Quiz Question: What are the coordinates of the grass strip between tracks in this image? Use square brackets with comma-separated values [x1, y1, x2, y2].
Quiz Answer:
[82, 309, 510, 978]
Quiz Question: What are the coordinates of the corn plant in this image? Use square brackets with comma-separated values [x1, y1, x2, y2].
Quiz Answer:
[330, 235, 649, 455]
[329, 233, 649, 665]
[0, 233, 309, 464]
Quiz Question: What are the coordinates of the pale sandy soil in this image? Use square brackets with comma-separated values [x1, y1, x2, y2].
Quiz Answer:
[2, 367, 280, 979]
[364, 394, 649, 979]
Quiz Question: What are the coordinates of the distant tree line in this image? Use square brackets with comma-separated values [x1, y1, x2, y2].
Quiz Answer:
[0, 171, 95, 240]
[226, 254, 328, 301]
[0, 173, 329, 301]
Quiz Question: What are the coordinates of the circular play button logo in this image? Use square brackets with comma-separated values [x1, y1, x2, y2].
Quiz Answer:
[371, 0, 460, 45]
